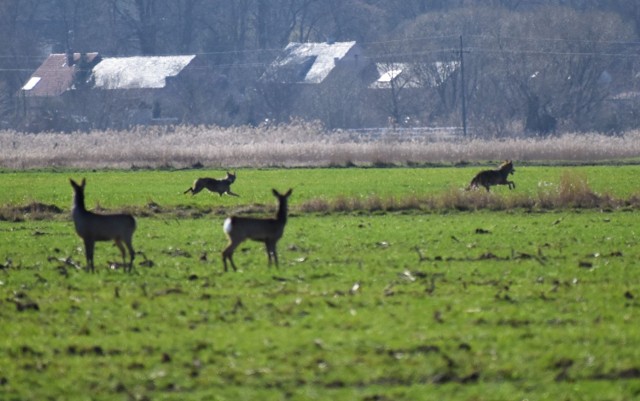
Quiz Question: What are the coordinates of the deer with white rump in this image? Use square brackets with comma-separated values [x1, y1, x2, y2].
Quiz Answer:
[70, 178, 136, 272]
[222, 188, 293, 272]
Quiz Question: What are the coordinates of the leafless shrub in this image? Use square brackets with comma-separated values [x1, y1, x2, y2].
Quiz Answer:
[535, 171, 620, 209]
[437, 187, 498, 211]
[507, 193, 537, 210]
[333, 195, 362, 212]
[365, 195, 385, 212]
[299, 197, 331, 214]
[626, 194, 640, 209]
[401, 195, 423, 211]
[0, 202, 64, 221]
[556, 171, 601, 208]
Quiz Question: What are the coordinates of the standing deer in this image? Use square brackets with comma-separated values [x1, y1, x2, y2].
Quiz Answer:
[222, 188, 293, 272]
[70, 178, 136, 272]
[184, 171, 239, 197]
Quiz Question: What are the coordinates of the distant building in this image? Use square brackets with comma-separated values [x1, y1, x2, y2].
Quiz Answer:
[19, 52, 204, 131]
[369, 61, 458, 90]
[21, 52, 102, 97]
[262, 41, 367, 84]
[260, 41, 461, 128]
[366, 61, 460, 127]
[260, 41, 373, 128]
[91, 55, 196, 90]
[19, 42, 463, 131]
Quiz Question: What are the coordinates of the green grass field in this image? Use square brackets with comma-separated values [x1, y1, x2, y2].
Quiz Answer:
[1, 166, 640, 400]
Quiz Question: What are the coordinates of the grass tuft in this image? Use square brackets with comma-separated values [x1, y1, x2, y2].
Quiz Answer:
[0, 202, 64, 222]
[556, 170, 602, 208]
[298, 170, 633, 213]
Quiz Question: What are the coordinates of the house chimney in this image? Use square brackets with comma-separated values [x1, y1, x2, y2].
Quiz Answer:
[66, 29, 75, 67]
[66, 49, 74, 67]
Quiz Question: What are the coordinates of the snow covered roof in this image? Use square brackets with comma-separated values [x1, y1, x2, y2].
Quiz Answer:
[263, 41, 358, 84]
[92, 55, 196, 89]
[372, 63, 413, 88]
[370, 61, 459, 89]
[21, 53, 197, 96]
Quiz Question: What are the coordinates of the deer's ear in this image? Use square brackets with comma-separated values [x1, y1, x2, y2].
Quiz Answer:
[69, 178, 77, 187]
[272, 189, 278, 197]
[285, 189, 293, 197]
[81, 178, 86, 187]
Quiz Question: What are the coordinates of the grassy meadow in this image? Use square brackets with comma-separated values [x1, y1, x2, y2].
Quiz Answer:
[1, 166, 640, 400]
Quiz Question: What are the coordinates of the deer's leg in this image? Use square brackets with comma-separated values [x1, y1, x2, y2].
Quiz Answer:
[84, 238, 95, 272]
[266, 240, 278, 268]
[272, 245, 279, 268]
[222, 242, 239, 272]
[265, 242, 272, 266]
[114, 239, 127, 267]
[221, 249, 228, 271]
[223, 253, 238, 272]
[117, 238, 135, 272]
[125, 240, 135, 272]
[226, 190, 240, 197]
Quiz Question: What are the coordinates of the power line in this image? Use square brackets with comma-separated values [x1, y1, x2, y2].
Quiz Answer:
[0, 33, 639, 73]
[0, 31, 637, 61]
[465, 33, 640, 47]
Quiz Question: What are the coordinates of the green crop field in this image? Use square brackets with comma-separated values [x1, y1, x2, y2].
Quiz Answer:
[1, 166, 640, 400]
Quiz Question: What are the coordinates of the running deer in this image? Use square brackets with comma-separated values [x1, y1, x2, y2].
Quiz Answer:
[184, 171, 239, 197]
[70, 178, 136, 272]
[467, 160, 516, 192]
[222, 188, 293, 272]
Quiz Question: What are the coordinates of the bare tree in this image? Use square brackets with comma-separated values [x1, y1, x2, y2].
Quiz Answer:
[175, 0, 199, 53]
[0, 0, 42, 126]
[394, 5, 637, 136]
[304, 66, 368, 128]
[108, 0, 168, 54]
[493, 7, 636, 133]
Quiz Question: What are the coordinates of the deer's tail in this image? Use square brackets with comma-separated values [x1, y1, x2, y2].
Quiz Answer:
[223, 217, 233, 235]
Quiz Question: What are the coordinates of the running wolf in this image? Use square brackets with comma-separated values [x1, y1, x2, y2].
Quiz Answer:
[184, 171, 239, 197]
[467, 160, 515, 192]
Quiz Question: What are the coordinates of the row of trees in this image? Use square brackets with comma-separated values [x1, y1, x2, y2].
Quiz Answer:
[383, 6, 640, 135]
[2, 1, 640, 135]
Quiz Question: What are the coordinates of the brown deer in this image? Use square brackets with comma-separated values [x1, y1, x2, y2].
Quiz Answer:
[467, 160, 516, 192]
[70, 178, 136, 272]
[222, 188, 293, 272]
[184, 171, 238, 197]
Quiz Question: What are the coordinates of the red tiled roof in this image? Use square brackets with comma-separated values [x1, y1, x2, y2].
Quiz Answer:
[22, 52, 100, 97]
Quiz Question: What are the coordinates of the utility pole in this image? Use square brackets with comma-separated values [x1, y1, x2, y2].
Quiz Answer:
[459, 35, 468, 138]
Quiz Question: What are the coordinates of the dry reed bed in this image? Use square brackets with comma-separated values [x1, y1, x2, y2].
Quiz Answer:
[2, 123, 640, 169]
